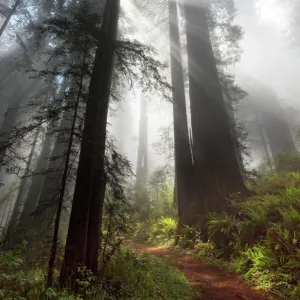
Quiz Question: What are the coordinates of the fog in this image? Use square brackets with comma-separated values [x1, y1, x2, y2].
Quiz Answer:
[0, 0, 298, 183]
[111, 0, 300, 170]
[231, 0, 300, 166]
[235, 0, 300, 99]
[0, 0, 299, 245]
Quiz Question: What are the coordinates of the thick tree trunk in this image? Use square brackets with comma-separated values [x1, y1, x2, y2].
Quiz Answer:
[60, 0, 120, 284]
[168, 0, 193, 227]
[85, 0, 120, 275]
[47, 68, 85, 288]
[222, 83, 247, 176]
[184, 0, 247, 225]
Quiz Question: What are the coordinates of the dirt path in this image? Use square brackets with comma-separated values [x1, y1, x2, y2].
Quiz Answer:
[132, 242, 272, 300]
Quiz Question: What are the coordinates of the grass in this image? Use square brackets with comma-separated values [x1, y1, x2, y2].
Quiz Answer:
[105, 246, 195, 300]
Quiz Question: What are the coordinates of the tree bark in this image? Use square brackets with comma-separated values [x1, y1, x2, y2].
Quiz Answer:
[60, 0, 120, 284]
[184, 0, 247, 225]
[47, 52, 86, 287]
[168, 0, 193, 227]
[85, 0, 120, 275]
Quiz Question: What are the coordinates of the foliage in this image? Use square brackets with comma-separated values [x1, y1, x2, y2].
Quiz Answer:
[0, 244, 193, 299]
[133, 217, 177, 246]
[176, 225, 201, 250]
[274, 152, 300, 173]
[0, 241, 47, 299]
[133, 168, 176, 223]
[105, 246, 194, 300]
[192, 240, 230, 270]
[195, 172, 300, 298]
[0, 2, 171, 175]
[207, 212, 238, 256]
[148, 167, 176, 219]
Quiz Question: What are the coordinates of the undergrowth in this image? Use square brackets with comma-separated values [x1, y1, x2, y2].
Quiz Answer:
[196, 172, 300, 299]
[0, 244, 194, 299]
[133, 216, 177, 246]
[133, 171, 300, 299]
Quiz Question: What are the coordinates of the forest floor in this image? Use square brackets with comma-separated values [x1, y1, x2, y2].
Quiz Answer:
[131, 242, 273, 300]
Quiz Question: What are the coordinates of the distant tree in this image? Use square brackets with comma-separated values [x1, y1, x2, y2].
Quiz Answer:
[4, 129, 39, 248]
[242, 77, 297, 163]
[135, 96, 150, 220]
[149, 166, 175, 218]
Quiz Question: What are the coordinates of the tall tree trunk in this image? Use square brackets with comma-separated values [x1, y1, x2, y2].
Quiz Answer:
[168, 0, 193, 227]
[249, 96, 274, 170]
[136, 96, 148, 188]
[47, 50, 86, 286]
[222, 82, 247, 176]
[260, 94, 297, 158]
[135, 96, 149, 220]
[4, 129, 39, 248]
[16, 126, 55, 237]
[33, 110, 71, 239]
[0, 0, 21, 38]
[184, 0, 247, 225]
[60, 0, 120, 284]
[247, 79, 296, 165]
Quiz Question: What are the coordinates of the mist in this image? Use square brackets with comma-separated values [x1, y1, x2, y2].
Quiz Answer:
[0, 0, 300, 298]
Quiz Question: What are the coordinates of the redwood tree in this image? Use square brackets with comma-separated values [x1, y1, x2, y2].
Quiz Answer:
[135, 96, 150, 220]
[60, 0, 120, 284]
[168, 0, 193, 226]
[183, 0, 247, 225]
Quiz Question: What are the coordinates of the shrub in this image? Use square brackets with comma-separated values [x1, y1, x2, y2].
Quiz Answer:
[148, 217, 177, 245]
[133, 217, 177, 246]
[207, 212, 238, 255]
[202, 172, 300, 298]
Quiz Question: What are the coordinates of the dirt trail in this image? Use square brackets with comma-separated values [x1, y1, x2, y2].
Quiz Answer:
[132, 243, 272, 300]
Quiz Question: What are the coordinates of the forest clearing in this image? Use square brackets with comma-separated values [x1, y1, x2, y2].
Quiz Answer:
[0, 0, 300, 299]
